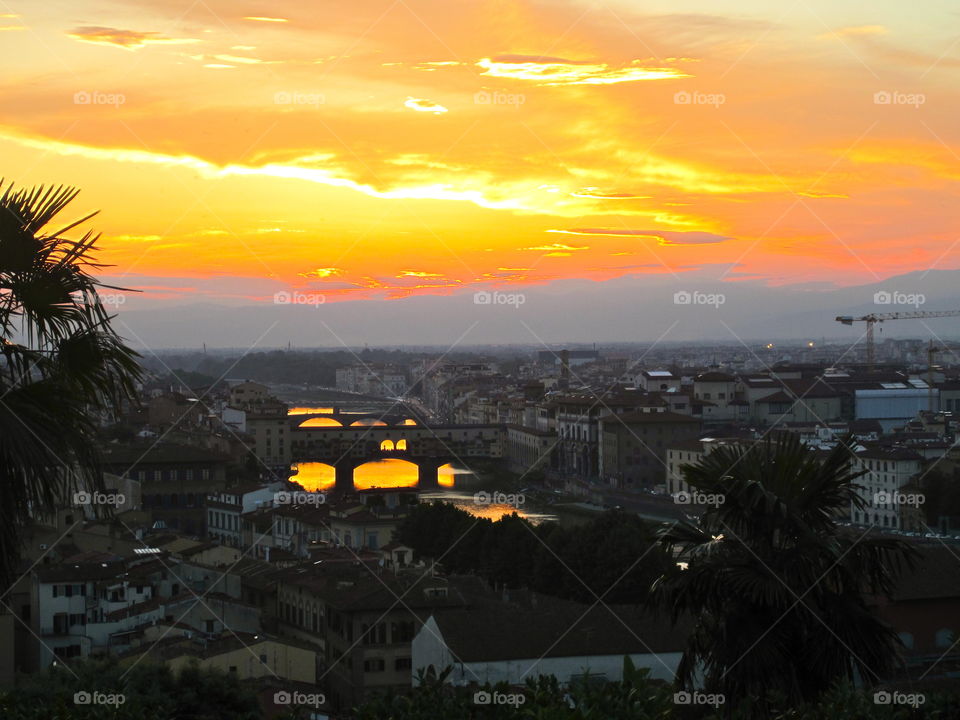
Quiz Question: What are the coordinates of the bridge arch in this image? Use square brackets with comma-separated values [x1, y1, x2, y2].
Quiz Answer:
[380, 439, 395, 451]
[298, 417, 343, 428]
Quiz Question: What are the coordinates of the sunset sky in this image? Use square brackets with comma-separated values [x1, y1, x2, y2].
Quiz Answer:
[3, 0, 959, 314]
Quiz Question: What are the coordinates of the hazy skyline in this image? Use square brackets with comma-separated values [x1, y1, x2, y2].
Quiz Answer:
[3, 1, 960, 346]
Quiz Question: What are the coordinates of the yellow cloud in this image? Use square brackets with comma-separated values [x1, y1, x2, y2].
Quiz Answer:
[300, 267, 344, 278]
[244, 16, 288, 23]
[398, 270, 443, 277]
[524, 242, 589, 251]
[67, 26, 199, 50]
[404, 97, 448, 114]
[477, 56, 690, 85]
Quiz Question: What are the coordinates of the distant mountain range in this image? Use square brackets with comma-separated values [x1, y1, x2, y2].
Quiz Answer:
[112, 269, 960, 350]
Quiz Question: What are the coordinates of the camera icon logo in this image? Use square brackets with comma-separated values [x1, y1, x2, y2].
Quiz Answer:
[873, 290, 892, 304]
[273, 690, 292, 705]
[473, 491, 490, 505]
[474, 91, 492, 105]
[474, 691, 492, 705]
[674, 491, 691, 505]
[673, 290, 692, 305]
[74, 691, 92, 705]
[674, 91, 691, 105]
[674, 691, 692, 704]
[73, 91, 91, 105]
[473, 291, 492, 305]
[874, 691, 891, 704]
[73, 491, 91, 506]
[874, 491, 890, 505]
[874, 91, 892, 105]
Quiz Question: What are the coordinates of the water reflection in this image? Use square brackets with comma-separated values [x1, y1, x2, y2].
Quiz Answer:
[290, 462, 335, 491]
[289, 461, 555, 523]
[420, 491, 556, 525]
[288, 406, 335, 415]
[354, 458, 418, 488]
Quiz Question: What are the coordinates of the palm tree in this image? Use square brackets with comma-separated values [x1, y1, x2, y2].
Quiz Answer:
[652, 433, 916, 717]
[0, 182, 142, 593]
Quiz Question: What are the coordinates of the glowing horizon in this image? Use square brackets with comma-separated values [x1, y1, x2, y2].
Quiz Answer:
[2, 0, 958, 311]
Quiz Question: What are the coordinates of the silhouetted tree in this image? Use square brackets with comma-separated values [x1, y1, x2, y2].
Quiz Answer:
[0, 182, 142, 591]
[653, 434, 916, 717]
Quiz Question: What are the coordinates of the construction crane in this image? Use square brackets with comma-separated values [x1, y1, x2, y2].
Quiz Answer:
[835, 310, 960, 371]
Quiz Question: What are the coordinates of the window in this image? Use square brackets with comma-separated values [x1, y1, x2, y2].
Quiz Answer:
[363, 658, 385, 673]
[395, 657, 412, 671]
[392, 621, 415, 642]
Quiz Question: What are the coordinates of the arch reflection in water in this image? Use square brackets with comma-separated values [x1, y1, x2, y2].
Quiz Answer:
[290, 462, 336, 492]
[350, 419, 388, 427]
[354, 458, 418, 489]
[401, 419, 418, 426]
[437, 462, 473, 488]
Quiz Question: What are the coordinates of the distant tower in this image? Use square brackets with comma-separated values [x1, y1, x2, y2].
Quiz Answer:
[559, 349, 570, 390]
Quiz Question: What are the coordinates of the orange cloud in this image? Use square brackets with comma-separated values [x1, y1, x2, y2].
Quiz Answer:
[548, 229, 731, 245]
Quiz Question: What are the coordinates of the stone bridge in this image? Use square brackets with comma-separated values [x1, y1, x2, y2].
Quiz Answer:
[289, 424, 503, 491]
[289, 406, 424, 429]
